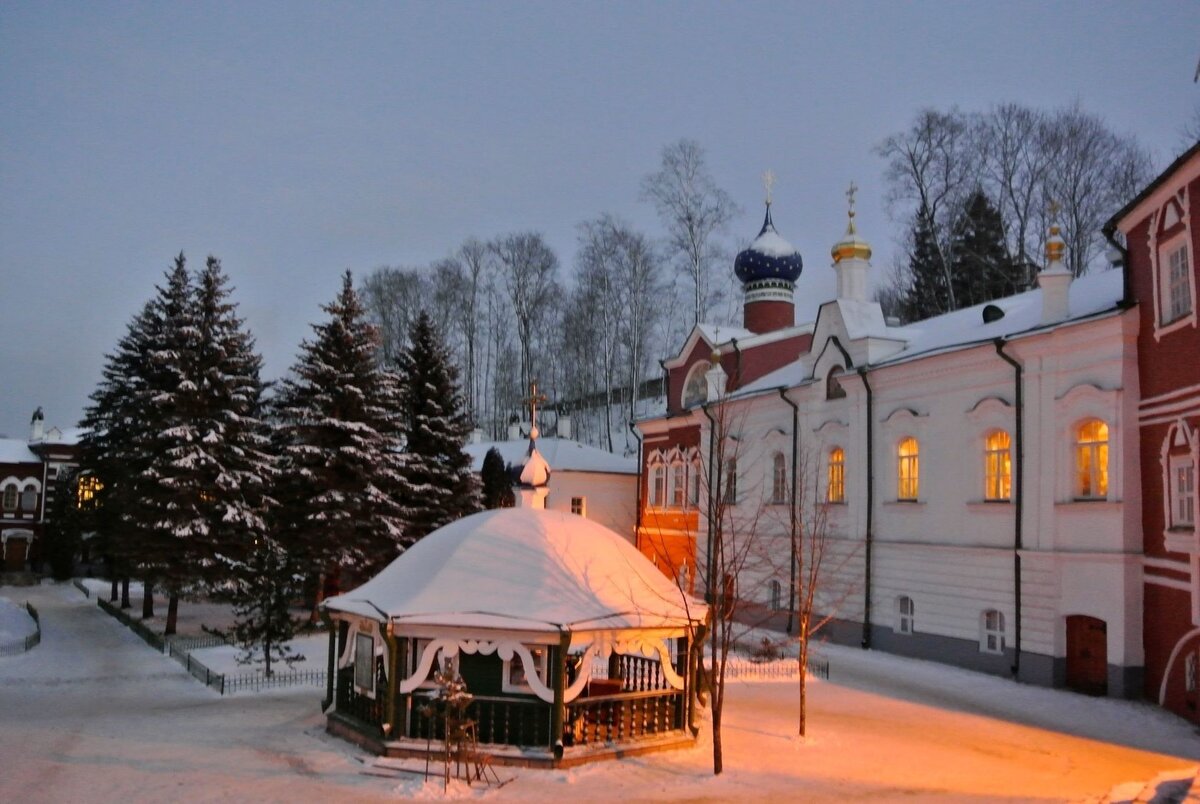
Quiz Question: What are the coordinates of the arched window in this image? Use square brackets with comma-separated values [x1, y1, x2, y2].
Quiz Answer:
[984, 430, 1012, 501]
[650, 461, 666, 508]
[670, 459, 686, 508]
[826, 365, 847, 399]
[769, 580, 783, 611]
[897, 438, 919, 500]
[689, 457, 702, 507]
[1075, 420, 1109, 499]
[827, 447, 845, 503]
[896, 596, 914, 634]
[981, 609, 1005, 654]
[20, 484, 37, 511]
[2, 484, 16, 511]
[682, 363, 708, 408]
[771, 452, 788, 504]
[723, 459, 737, 505]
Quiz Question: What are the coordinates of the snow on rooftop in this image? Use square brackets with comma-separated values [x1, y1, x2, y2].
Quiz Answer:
[323, 507, 704, 631]
[740, 268, 1125, 395]
[748, 228, 798, 258]
[464, 436, 635, 475]
[0, 439, 39, 465]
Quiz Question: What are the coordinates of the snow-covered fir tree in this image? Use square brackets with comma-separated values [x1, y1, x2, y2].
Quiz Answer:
[224, 535, 305, 677]
[480, 446, 514, 509]
[395, 310, 481, 540]
[273, 271, 409, 596]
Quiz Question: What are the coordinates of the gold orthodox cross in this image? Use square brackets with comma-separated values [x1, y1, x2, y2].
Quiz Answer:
[524, 381, 547, 430]
[846, 181, 859, 215]
[762, 170, 775, 205]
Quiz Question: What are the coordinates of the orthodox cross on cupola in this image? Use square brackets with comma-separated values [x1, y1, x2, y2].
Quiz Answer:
[762, 170, 775, 206]
[523, 380, 548, 441]
[517, 379, 552, 509]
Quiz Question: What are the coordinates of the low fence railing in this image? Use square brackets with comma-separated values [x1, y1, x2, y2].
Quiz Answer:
[565, 689, 684, 747]
[711, 654, 829, 681]
[0, 602, 41, 656]
[94, 595, 325, 695]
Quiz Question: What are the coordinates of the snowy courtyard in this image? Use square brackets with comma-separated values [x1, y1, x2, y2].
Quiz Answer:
[0, 582, 1195, 802]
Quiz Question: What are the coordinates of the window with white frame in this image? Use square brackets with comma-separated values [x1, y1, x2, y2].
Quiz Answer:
[1075, 420, 1109, 499]
[897, 438, 919, 501]
[984, 430, 1012, 501]
[689, 458, 702, 507]
[20, 484, 37, 512]
[827, 447, 845, 503]
[980, 609, 1005, 654]
[771, 452, 788, 504]
[570, 496, 586, 517]
[1162, 243, 1192, 325]
[354, 632, 376, 695]
[671, 460, 686, 508]
[650, 461, 666, 508]
[682, 362, 708, 408]
[896, 596, 914, 634]
[2, 485, 15, 511]
[1170, 455, 1196, 529]
[723, 459, 737, 504]
[502, 644, 549, 694]
[769, 579, 783, 611]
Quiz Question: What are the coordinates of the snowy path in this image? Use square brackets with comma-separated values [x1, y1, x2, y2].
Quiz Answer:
[0, 582, 1196, 802]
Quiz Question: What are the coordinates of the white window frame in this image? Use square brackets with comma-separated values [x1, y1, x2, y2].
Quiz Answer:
[1170, 454, 1196, 529]
[827, 447, 846, 503]
[670, 460, 686, 508]
[1149, 197, 1197, 341]
[1074, 419, 1110, 501]
[354, 632, 376, 697]
[649, 457, 666, 508]
[19, 484, 37, 512]
[2, 485, 15, 511]
[689, 458, 702, 507]
[983, 430, 1012, 502]
[502, 644, 549, 694]
[682, 361, 708, 409]
[896, 596, 914, 635]
[980, 609, 1005, 654]
[897, 438, 919, 501]
[570, 496, 586, 517]
[770, 452, 788, 505]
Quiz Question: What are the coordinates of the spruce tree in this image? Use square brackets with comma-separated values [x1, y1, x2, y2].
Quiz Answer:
[273, 271, 409, 597]
[949, 190, 1022, 308]
[480, 447, 515, 509]
[42, 469, 88, 580]
[395, 311, 481, 540]
[224, 536, 304, 677]
[901, 205, 952, 322]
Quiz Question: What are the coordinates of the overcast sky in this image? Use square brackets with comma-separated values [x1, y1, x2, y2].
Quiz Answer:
[1, 1, 1195, 439]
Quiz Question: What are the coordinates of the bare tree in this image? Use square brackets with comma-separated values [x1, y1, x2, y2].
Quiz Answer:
[614, 225, 664, 434]
[641, 139, 738, 328]
[489, 232, 560, 398]
[574, 216, 624, 451]
[457, 238, 489, 424]
[360, 267, 427, 363]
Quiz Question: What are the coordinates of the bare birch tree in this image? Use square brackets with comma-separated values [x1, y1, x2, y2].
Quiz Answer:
[490, 232, 560, 399]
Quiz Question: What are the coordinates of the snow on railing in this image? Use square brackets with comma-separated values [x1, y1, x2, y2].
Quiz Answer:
[0, 602, 41, 656]
[706, 654, 829, 681]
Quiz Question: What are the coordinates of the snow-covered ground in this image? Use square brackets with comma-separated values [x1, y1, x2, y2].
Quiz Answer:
[1, 582, 1196, 802]
[0, 595, 37, 643]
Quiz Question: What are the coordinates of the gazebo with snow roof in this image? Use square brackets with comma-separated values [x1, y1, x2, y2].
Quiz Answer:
[320, 434, 707, 767]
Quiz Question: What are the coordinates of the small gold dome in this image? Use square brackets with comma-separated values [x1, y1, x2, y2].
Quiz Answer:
[710, 346, 722, 366]
[1046, 223, 1066, 264]
[832, 216, 872, 263]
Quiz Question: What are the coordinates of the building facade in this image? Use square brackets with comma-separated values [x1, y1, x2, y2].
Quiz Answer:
[1110, 142, 1200, 722]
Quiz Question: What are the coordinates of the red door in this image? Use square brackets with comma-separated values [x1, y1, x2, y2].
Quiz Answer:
[1065, 615, 1107, 696]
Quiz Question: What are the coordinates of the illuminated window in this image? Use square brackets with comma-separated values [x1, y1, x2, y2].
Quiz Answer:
[570, 496, 585, 517]
[502, 644, 549, 694]
[354, 632, 376, 696]
[827, 447, 845, 503]
[771, 452, 787, 504]
[984, 431, 1012, 501]
[897, 438, 919, 500]
[2, 485, 15, 511]
[981, 609, 1005, 654]
[1075, 420, 1109, 499]
[897, 596, 914, 635]
[1171, 456, 1195, 529]
[77, 475, 102, 509]
[20, 484, 37, 511]
[723, 459, 737, 504]
[671, 461, 686, 508]
[1163, 244, 1192, 325]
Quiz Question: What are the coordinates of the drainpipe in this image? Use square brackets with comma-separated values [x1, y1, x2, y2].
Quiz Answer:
[701, 402, 719, 605]
[1102, 223, 1134, 309]
[659, 359, 670, 410]
[629, 420, 643, 532]
[778, 388, 800, 635]
[857, 367, 874, 650]
[729, 338, 743, 390]
[994, 338, 1024, 681]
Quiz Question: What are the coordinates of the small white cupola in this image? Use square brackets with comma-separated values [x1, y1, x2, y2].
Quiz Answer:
[516, 382, 551, 509]
[1038, 207, 1073, 324]
[705, 347, 727, 403]
[831, 181, 872, 303]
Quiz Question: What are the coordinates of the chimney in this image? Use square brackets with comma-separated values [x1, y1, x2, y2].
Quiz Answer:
[30, 407, 44, 442]
[1038, 219, 1072, 324]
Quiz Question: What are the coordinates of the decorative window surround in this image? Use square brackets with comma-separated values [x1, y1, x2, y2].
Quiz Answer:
[1161, 419, 1199, 555]
[1057, 383, 1122, 503]
[1147, 193, 1197, 340]
[502, 644, 549, 694]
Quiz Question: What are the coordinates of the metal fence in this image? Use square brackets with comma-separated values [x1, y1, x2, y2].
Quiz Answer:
[0, 602, 41, 656]
[713, 654, 829, 681]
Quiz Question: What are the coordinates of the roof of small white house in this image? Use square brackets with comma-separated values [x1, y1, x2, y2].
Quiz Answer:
[464, 437, 636, 475]
[323, 507, 704, 633]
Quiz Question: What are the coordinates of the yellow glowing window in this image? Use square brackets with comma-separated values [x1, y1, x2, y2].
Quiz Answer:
[77, 475, 103, 508]
[984, 431, 1012, 501]
[897, 438, 919, 500]
[827, 447, 845, 503]
[1075, 420, 1109, 499]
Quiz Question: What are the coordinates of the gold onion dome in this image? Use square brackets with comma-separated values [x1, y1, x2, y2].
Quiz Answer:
[1046, 222, 1066, 264]
[831, 181, 871, 263]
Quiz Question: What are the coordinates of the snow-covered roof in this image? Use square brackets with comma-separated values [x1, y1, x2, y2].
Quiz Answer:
[464, 437, 635, 475]
[0, 439, 39, 465]
[323, 508, 705, 632]
[37, 426, 85, 445]
[740, 268, 1125, 394]
[747, 228, 797, 258]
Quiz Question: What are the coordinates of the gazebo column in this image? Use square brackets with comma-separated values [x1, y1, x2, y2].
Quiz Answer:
[551, 631, 570, 759]
[677, 633, 690, 731]
[382, 623, 399, 738]
[320, 611, 336, 712]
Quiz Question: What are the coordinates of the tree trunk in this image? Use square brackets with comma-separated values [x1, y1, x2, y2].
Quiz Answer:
[142, 581, 154, 618]
[110, 577, 118, 602]
[798, 618, 809, 737]
[165, 594, 179, 636]
[120, 577, 131, 609]
[310, 572, 326, 625]
[265, 636, 273, 678]
[712, 706, 723, 775]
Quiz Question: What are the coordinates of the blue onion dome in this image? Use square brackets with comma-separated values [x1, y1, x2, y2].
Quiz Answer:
[734, 204, 804, 285]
